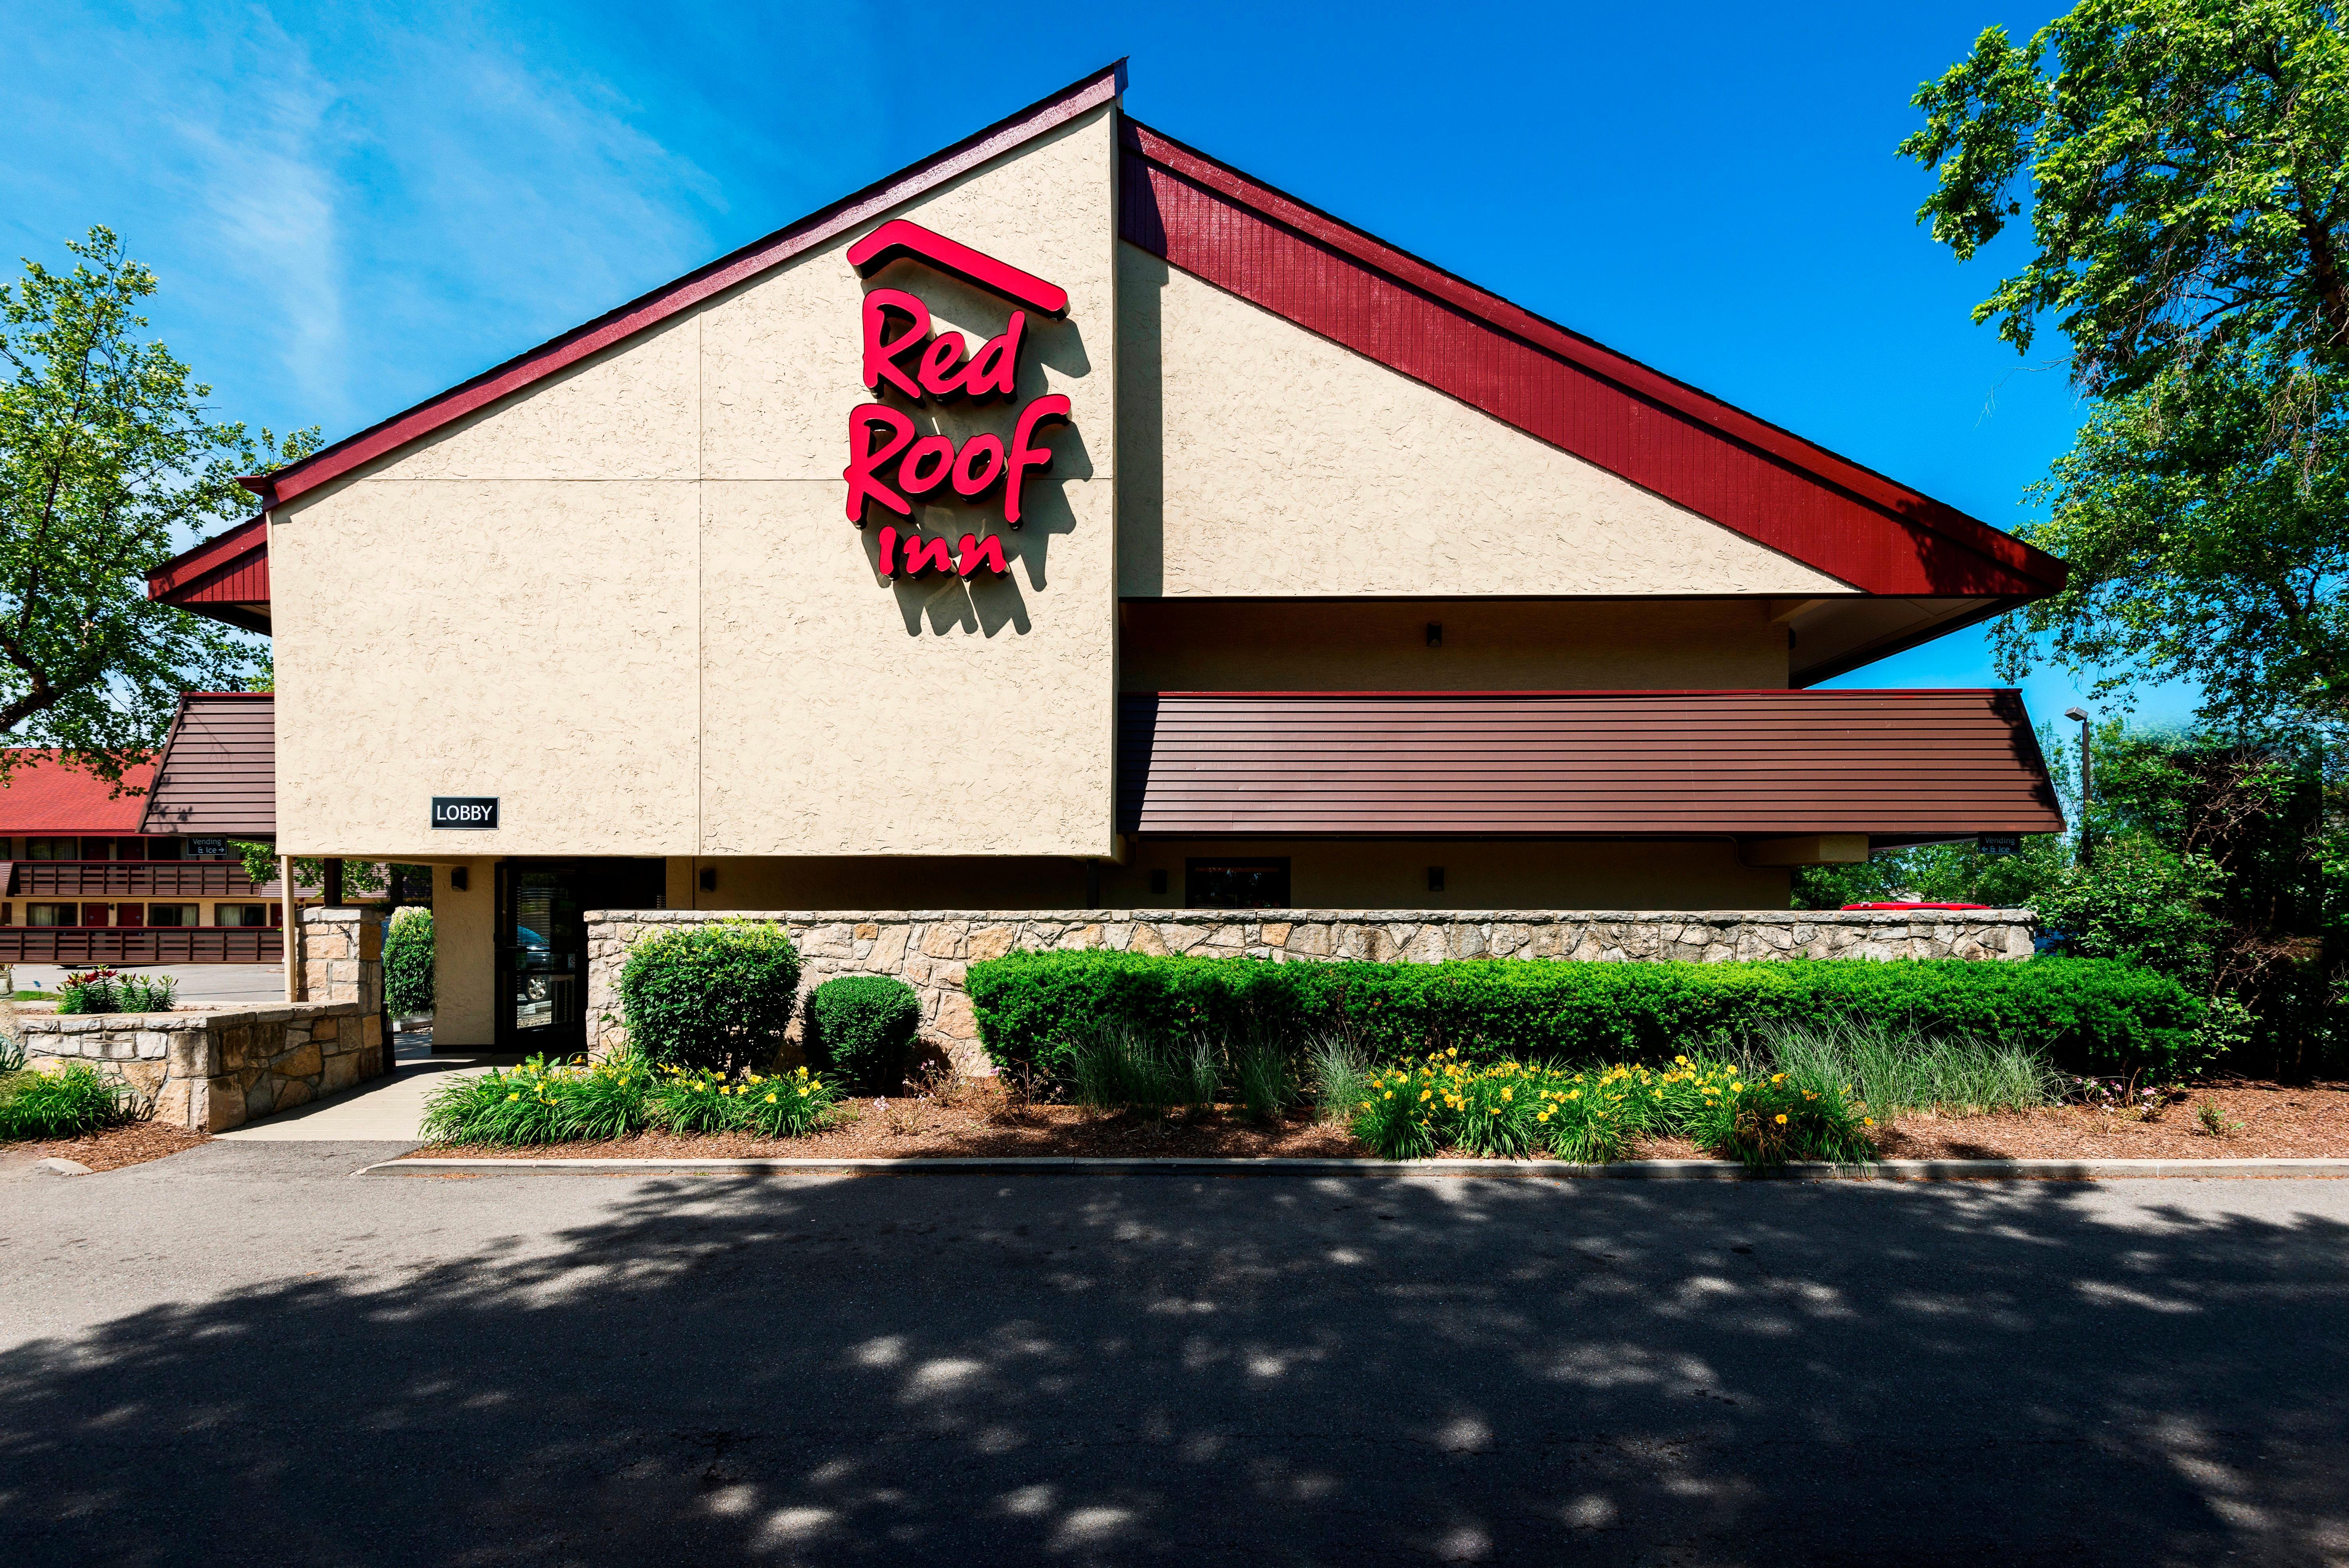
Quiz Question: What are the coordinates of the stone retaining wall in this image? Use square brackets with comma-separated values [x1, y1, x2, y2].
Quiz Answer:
[585, 907, 2039, 1070]
[22, 1002, 382, 1132]
[14, 906, 390, 1133]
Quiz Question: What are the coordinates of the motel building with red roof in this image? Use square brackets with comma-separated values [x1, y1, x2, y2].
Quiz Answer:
[147, 62, 2065, 1055]
[0, 722, 286, 967]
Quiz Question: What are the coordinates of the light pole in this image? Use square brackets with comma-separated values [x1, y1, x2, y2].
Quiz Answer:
[2064, 706, 2093, 864]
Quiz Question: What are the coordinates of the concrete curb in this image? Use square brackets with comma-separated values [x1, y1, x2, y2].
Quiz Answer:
[360, 1155, 2349, 1181]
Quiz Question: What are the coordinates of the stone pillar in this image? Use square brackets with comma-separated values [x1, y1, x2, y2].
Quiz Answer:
[298, 906, 388, 1076]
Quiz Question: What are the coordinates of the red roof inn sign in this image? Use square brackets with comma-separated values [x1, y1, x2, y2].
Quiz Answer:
[841, 221, 1072, 582]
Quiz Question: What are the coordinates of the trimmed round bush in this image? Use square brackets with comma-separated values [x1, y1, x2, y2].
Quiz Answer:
[385, 907, 435, 1017]
[618, 920, 802, 1075]
[807, 975, 923, 1090]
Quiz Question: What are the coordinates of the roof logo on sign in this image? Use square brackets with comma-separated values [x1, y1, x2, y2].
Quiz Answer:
[845, 220, 1069, 317]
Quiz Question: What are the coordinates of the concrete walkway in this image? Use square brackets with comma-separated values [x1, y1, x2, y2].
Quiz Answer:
[211, 1033, 519, 1141]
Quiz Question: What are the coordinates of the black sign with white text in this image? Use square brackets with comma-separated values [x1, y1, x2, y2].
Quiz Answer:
[431, 797, 499, 830]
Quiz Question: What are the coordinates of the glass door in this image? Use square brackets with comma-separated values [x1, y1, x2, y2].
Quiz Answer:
[493, 860, 667, 1055]
[497, 865, 585, 1054]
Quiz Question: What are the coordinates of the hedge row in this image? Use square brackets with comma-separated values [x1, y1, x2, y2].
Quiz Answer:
[965, 953, 2206, 1080]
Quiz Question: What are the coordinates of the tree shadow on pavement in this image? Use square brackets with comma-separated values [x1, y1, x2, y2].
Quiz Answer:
[3, 1167, 2345, 1567]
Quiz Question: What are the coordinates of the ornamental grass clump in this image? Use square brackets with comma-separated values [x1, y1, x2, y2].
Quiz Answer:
[0, 1060, 138, 1138]
[1070, 1023, 1220, 1118]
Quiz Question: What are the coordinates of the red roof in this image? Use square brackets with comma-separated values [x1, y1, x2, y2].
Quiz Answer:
[1117, 689, 2065, 838]
[0, 752, 159, 834]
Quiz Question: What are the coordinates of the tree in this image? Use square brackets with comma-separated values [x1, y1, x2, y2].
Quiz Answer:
[0, 227, 313, 786]
[1902, 2, 2349, 726]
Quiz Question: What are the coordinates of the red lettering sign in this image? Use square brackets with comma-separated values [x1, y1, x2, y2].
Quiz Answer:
[841, 229, 1073, 574]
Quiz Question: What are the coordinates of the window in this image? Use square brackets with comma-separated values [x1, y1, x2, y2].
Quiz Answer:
[145, 838, 183, 861]
[27, 838, 77, 861]
[215, 903, 270, 928]
[0, 838, 11, 859]
[145, 904, 199, 928]
[26, 903, 77, 927]
[1184, 857, 1292, 910]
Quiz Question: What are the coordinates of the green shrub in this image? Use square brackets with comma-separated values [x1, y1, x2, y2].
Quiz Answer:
[617, 920, 802, 1075]
[385, 907, 435, 1016]
[966, 952, 2206, 1084]
[806, 975, 922, 1090]
[0, 1061, 136, 1139]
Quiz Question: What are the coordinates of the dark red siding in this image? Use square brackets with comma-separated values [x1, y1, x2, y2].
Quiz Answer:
[147, 515, 270, 632]
[1118, 690, 2065, 838]
[139, 693, 276, 835]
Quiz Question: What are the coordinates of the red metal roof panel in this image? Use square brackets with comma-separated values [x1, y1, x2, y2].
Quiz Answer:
[1117, 690, 2066, 837]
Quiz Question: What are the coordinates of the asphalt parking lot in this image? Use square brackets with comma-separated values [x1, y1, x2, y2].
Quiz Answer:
[4, 1143, 2346, 1566]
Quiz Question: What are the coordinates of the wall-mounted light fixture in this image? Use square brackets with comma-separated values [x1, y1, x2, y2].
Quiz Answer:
[1425, 622, 1443, 648]
[699, 867, 718, 893]
[448, 867, 468, 892]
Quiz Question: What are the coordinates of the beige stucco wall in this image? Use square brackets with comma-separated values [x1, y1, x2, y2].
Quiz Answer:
[650, 840, 1783, 914]
[270, 105, 1121, 861]
[430, 859, 497, 1048]
[668, 855, 1090, 912]
[1103, 839, 1788, 912]
[1117, 245, 1852, 600]
[1120, 598, 1791, 690]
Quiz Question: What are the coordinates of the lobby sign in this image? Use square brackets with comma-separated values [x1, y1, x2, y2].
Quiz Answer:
[840, 220, 1070, 581]
[431, 796, 499, 830]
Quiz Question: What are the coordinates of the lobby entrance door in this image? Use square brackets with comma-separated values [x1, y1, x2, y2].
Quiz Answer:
[494, 859, 666, 1055]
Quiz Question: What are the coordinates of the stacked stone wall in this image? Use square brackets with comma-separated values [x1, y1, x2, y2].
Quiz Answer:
[585, 908, 2039, 1071]
[14, 906, 389, 1133]
[22, 1003, 381, 1132]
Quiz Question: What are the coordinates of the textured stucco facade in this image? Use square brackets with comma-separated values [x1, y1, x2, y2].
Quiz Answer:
[1115, 247, 1853, 600]
[271, 106, 1123, 862]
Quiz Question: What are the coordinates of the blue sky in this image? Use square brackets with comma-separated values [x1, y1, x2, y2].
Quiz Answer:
[0, 0, 2193, 726]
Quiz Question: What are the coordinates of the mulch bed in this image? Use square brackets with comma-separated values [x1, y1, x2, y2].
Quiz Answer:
[1866, 1081, 2349, 1161]
[404, 1080, 2349, 1163]
[4, 1121, 210, 1172]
